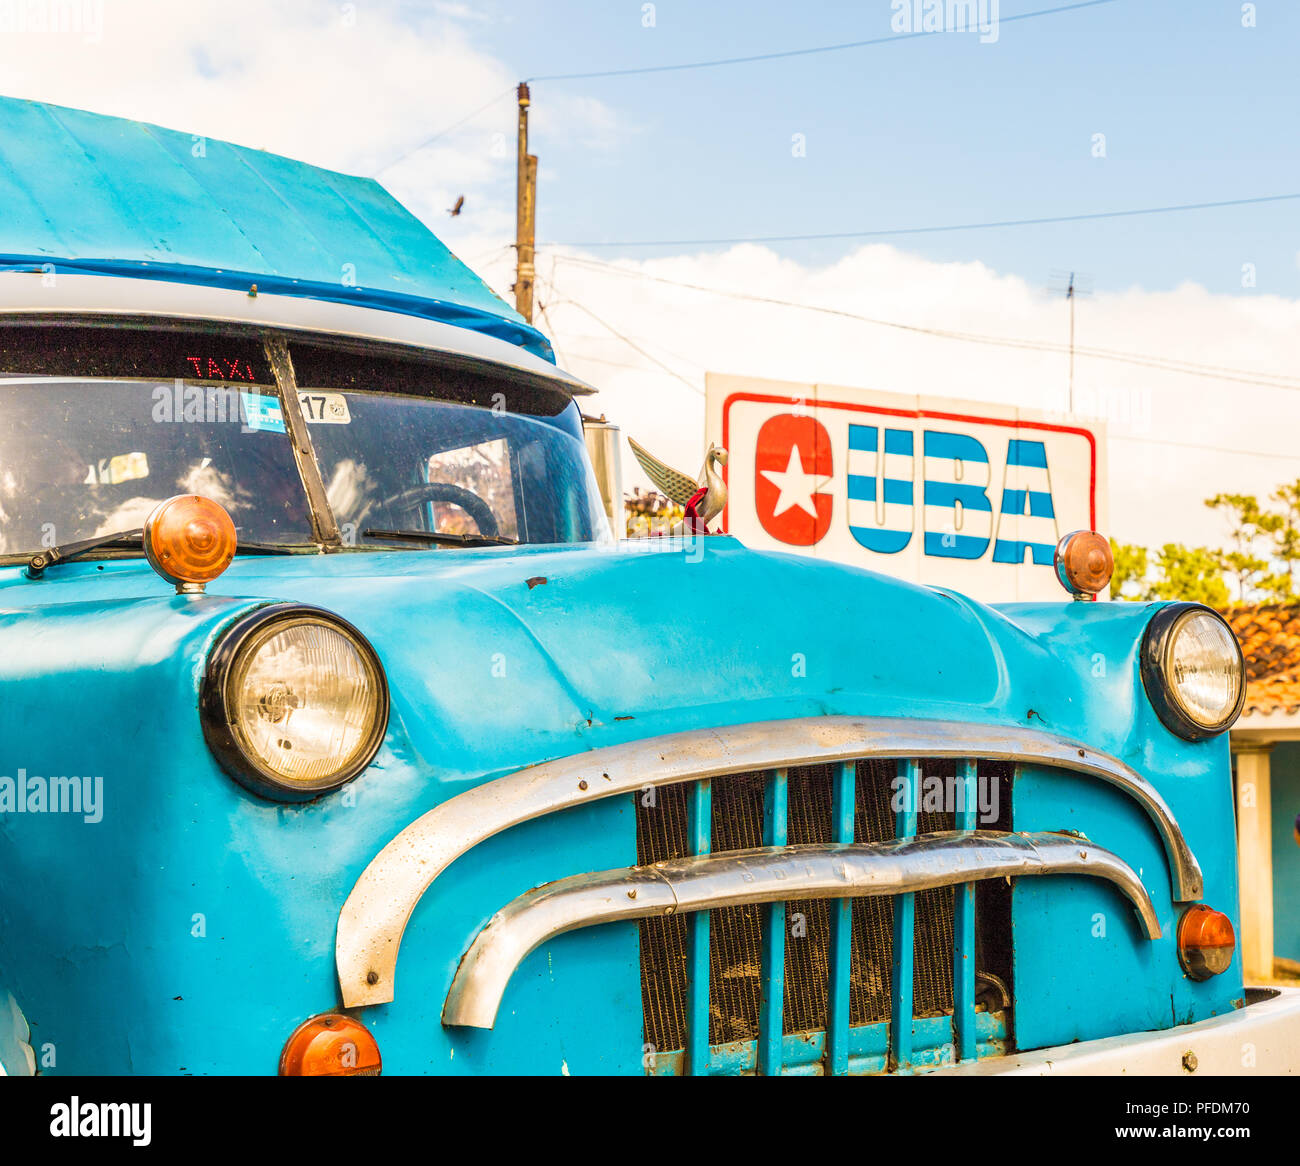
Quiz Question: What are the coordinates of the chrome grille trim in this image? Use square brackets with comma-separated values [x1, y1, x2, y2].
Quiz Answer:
[336, 715, 1200, 1008]
[442, 831, 1160, 1029]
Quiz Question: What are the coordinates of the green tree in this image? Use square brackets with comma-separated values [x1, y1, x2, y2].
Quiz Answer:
[1269, 479, 1300, 595]
[1147, 544, 1230, 607]
[1109, 539, 1150, 601]
[1205, 493, 1281, 602]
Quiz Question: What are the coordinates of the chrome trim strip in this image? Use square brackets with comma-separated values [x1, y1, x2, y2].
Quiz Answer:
[337, 715, 1199, 1007]
[442, 831, 1161, 1029]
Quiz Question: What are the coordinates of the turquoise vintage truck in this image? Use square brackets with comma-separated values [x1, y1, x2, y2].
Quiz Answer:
[0, 96, 1296, 1076]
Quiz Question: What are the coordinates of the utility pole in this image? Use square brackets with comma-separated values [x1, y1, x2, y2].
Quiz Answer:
[514, 81, 537, 324]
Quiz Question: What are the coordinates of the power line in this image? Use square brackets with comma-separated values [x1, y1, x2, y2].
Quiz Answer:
[527, 0, 1117, 82]
[373, 4, 1120, 187]
[1110, 434, 1300, 463]
[537, 273, 704, 396]
[373, 86, 515, 177]
[542, 192, 1300, 249]
[547, 252, 1300, 391]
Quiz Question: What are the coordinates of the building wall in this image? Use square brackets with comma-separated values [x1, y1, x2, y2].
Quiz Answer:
[1271, 743, 1300, 964]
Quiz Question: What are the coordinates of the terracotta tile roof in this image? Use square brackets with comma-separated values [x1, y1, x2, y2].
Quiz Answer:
[1222, 603, 1300, 716]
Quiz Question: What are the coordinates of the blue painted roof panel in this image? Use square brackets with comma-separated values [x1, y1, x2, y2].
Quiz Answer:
[0, 97, 551, 360]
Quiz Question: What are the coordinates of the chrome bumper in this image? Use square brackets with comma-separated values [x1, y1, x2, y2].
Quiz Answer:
[443, 830, 1159, 1029]
[931, 986, 1300, 1075]
[336, 715, 1200, 1009]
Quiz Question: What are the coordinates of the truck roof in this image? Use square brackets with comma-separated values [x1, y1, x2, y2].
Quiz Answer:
[0, 96, 553, 363]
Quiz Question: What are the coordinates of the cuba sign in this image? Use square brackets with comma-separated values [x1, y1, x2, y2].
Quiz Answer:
[707, 374, 1107, 602]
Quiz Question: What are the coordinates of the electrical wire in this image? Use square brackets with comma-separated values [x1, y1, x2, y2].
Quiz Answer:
[542, 192, 1300, 250]
[373, 86, 516, 177]
[372, 1, 1118, 175]
[527, 0, 1117, 82]
[547, 252, 1300, 391]
[536, 272, 704, 396]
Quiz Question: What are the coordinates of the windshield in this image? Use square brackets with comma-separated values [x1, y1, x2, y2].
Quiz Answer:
[307, 390, 608, 546]
[0, 352, 610, 562]
[0, 377, 314, 557]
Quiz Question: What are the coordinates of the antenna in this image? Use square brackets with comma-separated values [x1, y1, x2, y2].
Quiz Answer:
[1047, 269, 1093, 414]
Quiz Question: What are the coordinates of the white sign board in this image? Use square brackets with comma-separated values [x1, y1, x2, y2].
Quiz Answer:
[707, 374, 1108, 603]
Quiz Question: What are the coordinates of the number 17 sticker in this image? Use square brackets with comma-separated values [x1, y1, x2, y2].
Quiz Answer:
[298, 392, 352, 424]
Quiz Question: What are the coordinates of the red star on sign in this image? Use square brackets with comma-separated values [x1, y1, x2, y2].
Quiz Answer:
[754, 413, 833, 546]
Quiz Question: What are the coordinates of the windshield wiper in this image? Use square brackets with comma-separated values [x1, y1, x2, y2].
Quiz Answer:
[363, 528, 519, 549]
[25, 529, 300, 578]
[27, 529, 144, 578]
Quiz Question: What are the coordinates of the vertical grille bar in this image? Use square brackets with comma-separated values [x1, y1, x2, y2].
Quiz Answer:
[758, 768, 788, 1076]
[826, 759, 855, 1075]
[890, 758, 920, 1068]
[953, 759, 978, 1060]
[685, 778, 712, 1076]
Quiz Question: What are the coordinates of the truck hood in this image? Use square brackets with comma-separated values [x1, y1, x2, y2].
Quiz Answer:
[0, 537, 1151, 782]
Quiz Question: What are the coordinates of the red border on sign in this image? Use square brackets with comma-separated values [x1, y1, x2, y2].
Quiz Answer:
[720, 391, 1098, 535]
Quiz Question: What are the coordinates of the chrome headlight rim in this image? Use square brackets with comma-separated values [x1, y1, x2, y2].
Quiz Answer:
[1140, 602, 1246, 741]
[201, 603, 390, 801]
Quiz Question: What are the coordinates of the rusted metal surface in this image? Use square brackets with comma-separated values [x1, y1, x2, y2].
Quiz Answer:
[262, 334, 342, 548]
[335, 714, 1201, 1008]
[441, 831, 1160, 1029]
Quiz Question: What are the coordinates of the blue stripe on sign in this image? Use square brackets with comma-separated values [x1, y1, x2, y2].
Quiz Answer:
[925, 532, 989, 559]
[924, 430, 989, 463]
[1000, 488, 1056, 519]
[883, 429, 913, 455]
[847, 474, 875, 503]
[883, 478, 912, 505]
[850, 526, 912, 554]
[923, 482, 993, 512]
[992, 539, 1056, 566]
[1006, 439, 1048, 469]
[848, 424, 877, 453]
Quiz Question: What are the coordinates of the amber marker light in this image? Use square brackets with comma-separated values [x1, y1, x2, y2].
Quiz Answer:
[143, 494, 237, 593]
[1177, 904, 1236, 981]
[1054, 529, 1114, 601]
[279, 1013, 382, 1076]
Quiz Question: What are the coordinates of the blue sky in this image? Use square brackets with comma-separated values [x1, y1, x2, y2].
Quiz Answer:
[420, 0, 1300, 296]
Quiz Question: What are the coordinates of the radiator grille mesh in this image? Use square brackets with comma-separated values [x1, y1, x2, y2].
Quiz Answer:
[634, 759, 1011, 1055]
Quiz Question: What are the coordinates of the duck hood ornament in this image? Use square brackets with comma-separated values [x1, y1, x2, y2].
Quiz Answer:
[628, 438, 728, 535]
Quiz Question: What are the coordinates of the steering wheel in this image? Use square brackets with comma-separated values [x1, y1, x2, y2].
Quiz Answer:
[377, 481, 500, 538]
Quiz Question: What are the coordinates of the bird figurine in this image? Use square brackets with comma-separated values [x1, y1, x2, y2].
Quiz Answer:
[448, 195, 465, 217]
[628, 437, 728, 535]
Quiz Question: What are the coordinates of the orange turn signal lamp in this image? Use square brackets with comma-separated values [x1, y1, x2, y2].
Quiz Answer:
[143, 494, 237, 594]
[1054, 530, 1113, 601]
[279, 1013, 382, 1076]
[1177, 904, 1236, 981]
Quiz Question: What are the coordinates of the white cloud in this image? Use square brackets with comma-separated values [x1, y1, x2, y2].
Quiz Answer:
[0, 0, 615, 238]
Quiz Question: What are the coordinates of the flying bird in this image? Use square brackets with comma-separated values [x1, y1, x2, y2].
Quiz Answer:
[448, 195, 465, 217]
[628, 437, 728, 533]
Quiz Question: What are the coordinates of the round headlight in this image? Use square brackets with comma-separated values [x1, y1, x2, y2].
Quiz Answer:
[1140, 603, 1246, 740]
[202, 605, 389, 798]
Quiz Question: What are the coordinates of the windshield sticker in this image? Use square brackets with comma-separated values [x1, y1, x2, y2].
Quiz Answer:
[106, 452, 149, 485]
[298, 392, 351, 425]
[241, 392, 286, 434]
